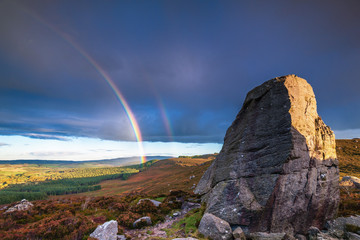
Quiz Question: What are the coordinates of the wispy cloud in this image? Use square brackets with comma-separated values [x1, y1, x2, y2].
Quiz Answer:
[334, 129, 360, 139]
[0, 143, 9, 147]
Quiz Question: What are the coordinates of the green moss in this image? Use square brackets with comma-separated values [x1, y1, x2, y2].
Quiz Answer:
[345, 223, 360, 233]
[172, 205, 206, 235]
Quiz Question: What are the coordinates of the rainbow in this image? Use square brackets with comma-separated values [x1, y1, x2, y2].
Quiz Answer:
[24, 8, 146, 163]
[157, 98, 174, 141]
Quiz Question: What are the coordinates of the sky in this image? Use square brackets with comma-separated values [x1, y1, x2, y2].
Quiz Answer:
[0, 0, 360, 160]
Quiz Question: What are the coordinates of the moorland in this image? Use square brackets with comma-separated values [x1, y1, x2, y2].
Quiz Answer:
[0, 140, 358, 239]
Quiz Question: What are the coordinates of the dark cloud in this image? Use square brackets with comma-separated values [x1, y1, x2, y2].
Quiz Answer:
[0, 0, 360, 143]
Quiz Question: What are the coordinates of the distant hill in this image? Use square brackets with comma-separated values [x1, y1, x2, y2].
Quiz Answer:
[0, 156, 171, 167]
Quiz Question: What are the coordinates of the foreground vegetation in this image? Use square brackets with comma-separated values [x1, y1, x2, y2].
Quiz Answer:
[0, 191, 201, 240]
[336, 139, 360, 178]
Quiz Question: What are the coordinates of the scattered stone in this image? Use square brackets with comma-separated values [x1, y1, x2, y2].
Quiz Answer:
[308, 226, 320, 240]
[5, 199, 33, 213]
[90, 220, 118, 240]
[172, 238, 198, 240]
[181, 201, 201, 213]
[294, 234, 306, 240]
[0, 206, 8, 211]
[233, 226, 246, 240]
[173, 211, 181, 217]
[117, 235, 126, 240]
[137, 199, 161, 207]
[247, 232, 286, 240]
[195, 75, 339, 235]
[133, 216, 152, 228]
[198, 213, 233, 240]
[340, 176, 360, 189]
[326, 215, 360, 238]
[348, 232, 360, 240]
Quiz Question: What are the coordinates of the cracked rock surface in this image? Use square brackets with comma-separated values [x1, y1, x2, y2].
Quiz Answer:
[195, 75, 339, 235]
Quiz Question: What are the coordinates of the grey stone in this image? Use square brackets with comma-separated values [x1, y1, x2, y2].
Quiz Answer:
[326, 215, 360, 238]
[137, 198, 161, 207]
[133, 216, 152, 228]
[181, 201, 201, 212]
[294, 234, 306, 240]
[172, 238, 198, 240]
[195, 75, 339, 235]
[5, 199, 33, 213]
[233, 227, 246, 240]
[247, 232, 286, 240]
[90, 220, 118, 240]
[348, 232, 360, 240]
[117, 235, 126, 240]
[198, 213, 233, 240]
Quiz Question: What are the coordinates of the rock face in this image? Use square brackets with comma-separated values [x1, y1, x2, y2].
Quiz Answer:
[195, 75, 339, 235]
[90, 220, 118, 240]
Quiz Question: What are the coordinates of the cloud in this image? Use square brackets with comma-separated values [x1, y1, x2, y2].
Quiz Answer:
[0, 143, 9, 147]
[0, 0, 360, 144]
[334, 129, 360, 140]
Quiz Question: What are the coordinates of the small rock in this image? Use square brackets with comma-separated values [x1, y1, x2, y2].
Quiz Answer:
[198, 213, 233, 240]
[117, 235, 126, 240]
[326, 215, 360, 238]
[308, 226, 321, 240]
[5, 199, 33, 213]
[233, 226, 246, 240]
[90, 220, 118, 240]
[172, 238, 198, 240]
[248, 232, 286, 240]
[137, 199, 162, 207]
[173, 211, 181, 217]
[181, 201, 201, 213]
[189, 175, 195, 180]
[348, 232, 360, 240]
[294, 234, 306, 240]
[133, 216, 152, 228]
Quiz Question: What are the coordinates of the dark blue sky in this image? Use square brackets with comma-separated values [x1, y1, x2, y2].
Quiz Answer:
[1, 0, 360, 145]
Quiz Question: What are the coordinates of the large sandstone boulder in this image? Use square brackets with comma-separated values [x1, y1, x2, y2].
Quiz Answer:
[195, 75, 339, 235]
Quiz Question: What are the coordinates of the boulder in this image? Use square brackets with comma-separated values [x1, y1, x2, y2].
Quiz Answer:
[247, 232, 286, 240]
[326, 215, 360, 238]
[133, 216, 152, 228]
[195, 75, 339, 235]
[137, 199, 161, 207]
[5, 199, 33, 213]
[233, 227, 246, 240]
[198, 213, 233, 240]
[348, 232, 360, 240]
[90, 220, 118, 240]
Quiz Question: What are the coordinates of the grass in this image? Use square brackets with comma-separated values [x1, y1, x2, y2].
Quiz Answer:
[53, 156, 213, 198]
[336, 139, 360, 178]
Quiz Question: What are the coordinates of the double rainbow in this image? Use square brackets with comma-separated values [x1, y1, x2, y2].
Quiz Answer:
[25, 9, 146, 163]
